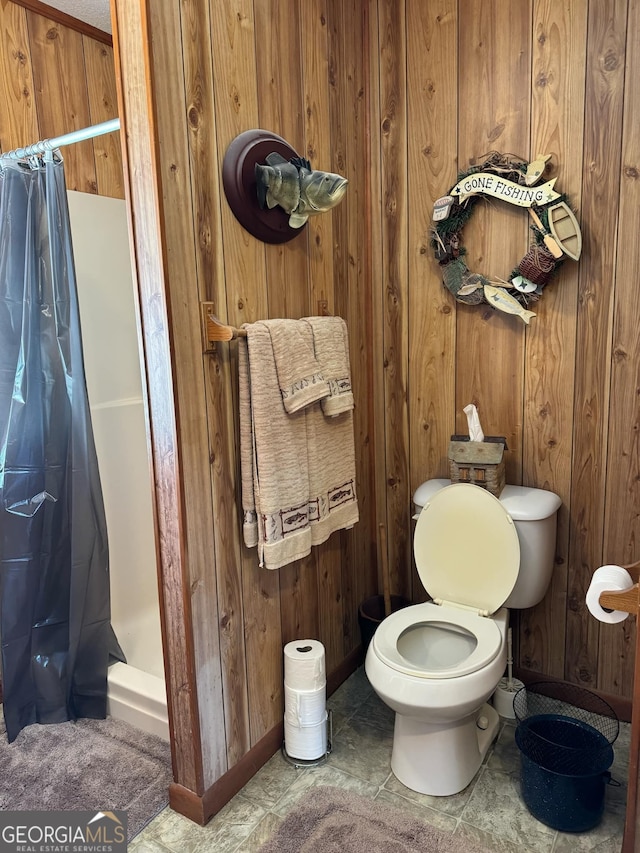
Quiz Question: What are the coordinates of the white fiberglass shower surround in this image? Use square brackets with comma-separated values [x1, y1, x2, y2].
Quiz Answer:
[1, 120, 168, 741]
[68, 189, 168, 741]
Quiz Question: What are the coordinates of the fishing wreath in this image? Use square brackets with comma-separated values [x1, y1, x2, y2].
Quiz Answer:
[431, 152, 582, 324]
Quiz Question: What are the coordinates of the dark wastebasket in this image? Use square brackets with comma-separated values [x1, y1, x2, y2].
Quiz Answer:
[358, 594, 410, 652]
[513, 682, 619, 832]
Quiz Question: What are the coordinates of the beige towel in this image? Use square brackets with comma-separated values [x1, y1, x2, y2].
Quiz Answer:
[239, 323, 312, 569]
[238, 338, 258, 548]
[302, 316, 354, 416]
[239, 320, 359, 569]
[265, 319, 330, 414]
[306, 402, 359, 545]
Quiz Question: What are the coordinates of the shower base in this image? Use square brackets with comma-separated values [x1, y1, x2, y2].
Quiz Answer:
[107, 661, 169, 741]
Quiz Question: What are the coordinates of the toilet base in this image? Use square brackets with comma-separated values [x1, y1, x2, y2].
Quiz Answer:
[391, 702, 500, 796]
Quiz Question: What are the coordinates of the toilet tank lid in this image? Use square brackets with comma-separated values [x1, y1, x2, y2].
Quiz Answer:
[413, 479, 561, 521]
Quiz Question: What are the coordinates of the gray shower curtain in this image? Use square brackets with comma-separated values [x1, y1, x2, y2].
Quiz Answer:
[0, 156, 124, 742]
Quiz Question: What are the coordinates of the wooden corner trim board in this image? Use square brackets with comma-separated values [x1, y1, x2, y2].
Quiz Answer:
[169, 723, 285, 826]
[10, 0, 113, 45]
[168, 646, 363, 826]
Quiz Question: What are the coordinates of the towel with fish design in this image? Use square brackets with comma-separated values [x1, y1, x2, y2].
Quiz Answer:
[301, 316, 354, 416]
[239, 319, 358, 570]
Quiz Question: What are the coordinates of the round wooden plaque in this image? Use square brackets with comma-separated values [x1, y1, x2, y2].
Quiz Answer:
[222, 129, 305, 244]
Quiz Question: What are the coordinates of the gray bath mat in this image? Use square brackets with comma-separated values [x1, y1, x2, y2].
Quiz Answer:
[258, 785, 490, 852]
[0, 708, 172, 839]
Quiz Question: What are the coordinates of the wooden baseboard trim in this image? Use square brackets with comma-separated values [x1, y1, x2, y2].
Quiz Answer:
[169, 646, 363, 825]
[169, 720, 284, 825]
[514, 668, 632, 723]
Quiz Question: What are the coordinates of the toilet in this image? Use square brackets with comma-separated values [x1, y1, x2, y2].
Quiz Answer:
[365, 479, 561, 797]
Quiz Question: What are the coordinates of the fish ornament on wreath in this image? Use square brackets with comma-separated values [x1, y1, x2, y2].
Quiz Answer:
[430, 152, 582, 324]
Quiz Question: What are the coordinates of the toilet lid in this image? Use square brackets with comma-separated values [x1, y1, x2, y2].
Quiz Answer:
[414, 483, 520, 614]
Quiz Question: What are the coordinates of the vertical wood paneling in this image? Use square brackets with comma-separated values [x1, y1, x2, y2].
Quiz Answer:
[379, 0, 410, 600]
[254, 0, 310, 321]
[566, 0, 627, 688]
[341, 0, 377, 645]
[326, 0, 361, 653]
[598, 0, 640, 696]
[26, 11, 97, 192]
[7, 5, 640, 832]
[82, 37, 123, 198]
[367, 0, 387, 613]
[301, 0, 344, 672]
[0, 2, 122, 200]
[371, 0, 640, 702]
[456, 0, 530, 486]
[518, 0, 587, 678]
[0, 3, 38, 152]
[406, 0, 457, 601]
[180, 0, 250, 766]
[147, 0, 227, 787]
[111, 0, 202, 797]
[208, 0, 283, 747]
[253, 0, 318, 664]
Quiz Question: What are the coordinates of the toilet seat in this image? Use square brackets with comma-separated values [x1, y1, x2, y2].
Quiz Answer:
[414, 483, 520, 614]
[373, 602, 503, 678]
[371, 484, 520, 680]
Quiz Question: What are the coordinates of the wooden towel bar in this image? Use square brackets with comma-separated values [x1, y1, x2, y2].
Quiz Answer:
[200, 302, 246, 352]
[200, 299, 332, 353]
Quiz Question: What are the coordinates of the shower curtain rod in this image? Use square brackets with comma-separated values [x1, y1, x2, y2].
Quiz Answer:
[0, 118, 120, 164]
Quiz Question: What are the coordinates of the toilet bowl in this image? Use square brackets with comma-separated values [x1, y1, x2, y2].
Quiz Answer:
[365, 481, 560, 796]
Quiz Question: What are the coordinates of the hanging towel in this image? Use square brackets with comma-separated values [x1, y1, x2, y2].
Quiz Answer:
[238, 339, 258, 549]
[238, 323, 313, 570]
[306, 401, 359, 545]
[239, 319, 359, 569]
[301, 316, 354, 416]
[265, 318, 330, 414]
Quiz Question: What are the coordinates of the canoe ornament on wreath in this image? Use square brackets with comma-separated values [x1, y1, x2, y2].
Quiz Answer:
[430, 152, 582, 324]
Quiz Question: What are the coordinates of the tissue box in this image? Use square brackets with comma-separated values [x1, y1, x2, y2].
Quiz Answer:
[448, 436, 507, 497]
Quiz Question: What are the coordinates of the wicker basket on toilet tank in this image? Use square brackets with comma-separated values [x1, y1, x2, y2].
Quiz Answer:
[448, 436, 507, 497]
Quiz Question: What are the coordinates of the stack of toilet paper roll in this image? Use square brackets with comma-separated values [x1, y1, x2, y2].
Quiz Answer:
[283, 639, 327, 761]
[586, 564, 635, 623]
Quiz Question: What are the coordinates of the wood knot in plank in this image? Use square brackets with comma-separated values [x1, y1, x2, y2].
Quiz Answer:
[613, 346, 628, 362]
[188, 105, 200, 129]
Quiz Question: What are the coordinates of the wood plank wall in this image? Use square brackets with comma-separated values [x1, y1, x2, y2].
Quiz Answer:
[5, 0, 639, 812]
[115, 0, 378, 792]
[0, 1, 123, 198]
[373, 0, 640, 703]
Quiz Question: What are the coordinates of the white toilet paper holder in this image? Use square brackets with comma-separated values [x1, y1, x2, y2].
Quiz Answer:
[598, 559, 640, 616]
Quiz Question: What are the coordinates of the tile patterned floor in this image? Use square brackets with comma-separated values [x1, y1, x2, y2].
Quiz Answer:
[131, 667, 629, 852]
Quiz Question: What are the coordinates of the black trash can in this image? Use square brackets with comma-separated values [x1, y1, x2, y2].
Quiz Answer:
[358, 595, 410, 652]
[513, 682, 619, 832]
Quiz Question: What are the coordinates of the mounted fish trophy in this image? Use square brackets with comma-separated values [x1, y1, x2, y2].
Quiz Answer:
[255, 153, 347, 229]
[222, 129, 347, 244]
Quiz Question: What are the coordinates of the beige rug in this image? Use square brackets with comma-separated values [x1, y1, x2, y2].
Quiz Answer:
[258, 786, 489, 852]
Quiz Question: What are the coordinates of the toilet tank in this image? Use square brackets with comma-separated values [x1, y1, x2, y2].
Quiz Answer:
[412, 480, 561, 610]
